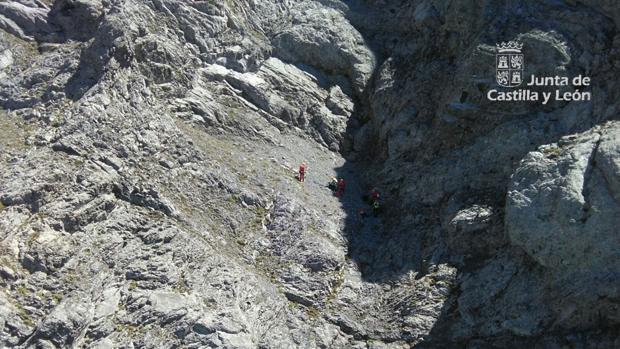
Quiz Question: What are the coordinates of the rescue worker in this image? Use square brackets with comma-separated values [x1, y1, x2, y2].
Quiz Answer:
[370, 188, 380, 204]
[336, 178, 346, 197]
[372, 200, 380, 216]
[298, 162, 306, 182]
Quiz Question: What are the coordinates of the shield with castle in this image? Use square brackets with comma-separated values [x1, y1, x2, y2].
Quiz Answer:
[496, 41, 524, 88]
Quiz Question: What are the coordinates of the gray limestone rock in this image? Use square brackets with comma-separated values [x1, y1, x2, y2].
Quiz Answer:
[0, 0, 619, 348]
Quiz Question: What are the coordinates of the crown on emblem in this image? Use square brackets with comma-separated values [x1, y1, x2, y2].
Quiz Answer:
[497, 41, 523, 53]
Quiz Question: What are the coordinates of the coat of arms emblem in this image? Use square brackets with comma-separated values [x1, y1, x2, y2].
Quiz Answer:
[496, 41, 524, 87]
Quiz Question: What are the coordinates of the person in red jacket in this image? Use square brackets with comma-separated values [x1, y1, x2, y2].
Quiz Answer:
[298, 162, 306, 182]
[336, 178, 346, 197]
[370, 188, 380, 204]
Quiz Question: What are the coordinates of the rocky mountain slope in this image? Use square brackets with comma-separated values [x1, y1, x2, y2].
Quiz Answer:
[0, 0, 619, 348]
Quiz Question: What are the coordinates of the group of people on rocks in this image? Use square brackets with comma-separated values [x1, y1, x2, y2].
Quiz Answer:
[327, 176, 346, 197]
[297, 162, 381, 217]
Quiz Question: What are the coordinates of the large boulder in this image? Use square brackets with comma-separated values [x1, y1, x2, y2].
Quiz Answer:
[49, 0, 104, 41]
[506, 122, 620, 271]
[506, 121, 620, 326]
[272, 6, 376, 96]
[0, 1, 51, 40]
[203, 58, 353, 150]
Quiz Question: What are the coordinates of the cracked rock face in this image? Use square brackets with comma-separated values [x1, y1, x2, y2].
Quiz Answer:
[506, 123, 620, 329]
[508, 124, 620, 273]
[1, 0, 619, 348]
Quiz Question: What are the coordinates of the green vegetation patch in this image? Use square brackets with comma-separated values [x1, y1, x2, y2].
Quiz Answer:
[0, 110, 32, 152]
[16, 302, 35, 327]
[306, 305, 320, 319]
[543, 145, 562, 157]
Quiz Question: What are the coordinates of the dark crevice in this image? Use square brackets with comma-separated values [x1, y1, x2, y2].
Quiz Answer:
[112, 183, 175, 217]
[51, 142, 81, 156]
[327, 1, 620, 346]
[579, 132, 603, 224]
